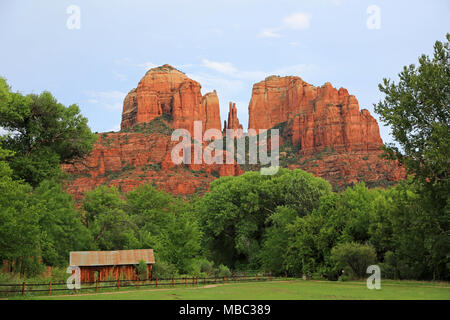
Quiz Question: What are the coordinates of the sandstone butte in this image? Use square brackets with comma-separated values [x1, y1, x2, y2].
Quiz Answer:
[63, 65, 405, 200]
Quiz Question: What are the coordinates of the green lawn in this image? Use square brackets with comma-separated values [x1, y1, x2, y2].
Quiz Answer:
[11, 279, 450, 300]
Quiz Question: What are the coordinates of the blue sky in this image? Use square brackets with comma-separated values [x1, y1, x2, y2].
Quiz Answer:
[1, 0, 449, 144]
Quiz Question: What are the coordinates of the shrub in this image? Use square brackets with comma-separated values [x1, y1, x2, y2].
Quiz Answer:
[199, 259, 214, 275]
[217, 264, 231, 278]
[152, 260, 178, 279]
[380, 251, 401, 280]
[135, 260, 148, 280]
[331, 242, 377, 279]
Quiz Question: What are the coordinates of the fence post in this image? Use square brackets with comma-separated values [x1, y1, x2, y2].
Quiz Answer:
[223, 276, 226, 283]
[49, 281, 52, 296]
[96, 278, 99, 292]
[137, 278, 139, 289]
[185, 276, 187, 287]
[156, 277, 158, 288]
[270, 270, 272, 281]
[244, 273, 246, 281]
[22, 282, 25, 296]
[172, 276, 174, 287]
[117, 278, 120, 290]
[256, 274, 258, 281]
[192, 277, 194, 286]
[214, 276, 216, 283]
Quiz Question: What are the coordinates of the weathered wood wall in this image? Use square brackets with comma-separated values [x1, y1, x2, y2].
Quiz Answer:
[79, 264, 153, 283]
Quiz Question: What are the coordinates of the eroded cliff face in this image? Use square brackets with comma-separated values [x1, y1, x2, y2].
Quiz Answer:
[223, 102, 244, 139]
[247, 75, 404, 188]
[121, 64, 221, 134]
[62, 129, 242, 200]
[63, 66, 405, 199]
[248, 76, 382, 154]
[202, 90, 222, 133]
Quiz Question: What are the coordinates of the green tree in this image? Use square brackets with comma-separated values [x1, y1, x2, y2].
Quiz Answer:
[374, 33, 449, 280]
[378, 181, 449, 280]
[0, 146, 42, 275]
[197, 169, 331, 269]
[259, 206, 297, 275]
[32, 179, 92, 266]
[374, 34, 449, 200]
[281, 183, 386, 278]
[135, 260, 148, 280]
[0, 78, 97, 186]
[331, 242, 377, 279]
[126, 184, 202, 274]
[82, 185, 137, 250]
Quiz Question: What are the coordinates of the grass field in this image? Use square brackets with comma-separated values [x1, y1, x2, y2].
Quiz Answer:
[10, 279, 450, 300]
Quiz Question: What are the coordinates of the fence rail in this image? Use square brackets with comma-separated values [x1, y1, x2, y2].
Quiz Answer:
[0, 271, 291, 297]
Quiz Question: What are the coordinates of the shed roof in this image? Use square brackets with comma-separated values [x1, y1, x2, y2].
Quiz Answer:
[70, 249, 155, 267]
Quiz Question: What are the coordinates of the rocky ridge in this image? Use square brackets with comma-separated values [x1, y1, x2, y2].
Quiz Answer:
[63, 65, 405, 199]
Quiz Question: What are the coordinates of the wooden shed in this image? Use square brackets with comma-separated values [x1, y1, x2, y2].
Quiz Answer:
[70, 249, 155, 283]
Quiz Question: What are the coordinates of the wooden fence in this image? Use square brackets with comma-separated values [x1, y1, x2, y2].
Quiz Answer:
[0, 271, 288, 297]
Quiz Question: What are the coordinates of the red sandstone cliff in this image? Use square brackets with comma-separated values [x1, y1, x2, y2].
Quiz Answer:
[121, 64, 221, 134]
[248, 76, 382, 154]
[223, 102, 244, 138]
[247, 75, 404, 187]
[63, 66, 405, 199]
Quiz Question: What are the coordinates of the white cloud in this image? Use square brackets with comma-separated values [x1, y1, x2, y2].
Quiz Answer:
[85, 90, 127, 100]
[138, 61, 158, 71]
[201, 59, 315, 81]
[187, 72, 246, 96]
[202, 59, 237, 75]
[257, 28, 282, 38]
[283, 13, 312, 30]
[104, 102, 123, 111]
[114, 72, 127, 81]
[208, 28, 223, 35]
[202, 59, 266, 81]
[85, 90, 127, 112]
[258, 12, 312, 39]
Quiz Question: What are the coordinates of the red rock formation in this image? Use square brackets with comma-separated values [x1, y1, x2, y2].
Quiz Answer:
[223, 102, 243, 138]
[62, 131, 242, 200]
[63, 68, 405, 200]
[248, 76, 383, 155]
[121, 64, 221, 134]
[202, 90, 222, 133]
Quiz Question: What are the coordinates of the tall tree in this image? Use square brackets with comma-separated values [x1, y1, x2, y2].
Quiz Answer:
[0, 145, 41, 275]
[374, 34, 449, 195]
[82, 185, 138, 251]
[0, 78, 97, 186]
[374, 34, 449, 280]
[197, 169, 331, 269]
[32, 179, 92, 266]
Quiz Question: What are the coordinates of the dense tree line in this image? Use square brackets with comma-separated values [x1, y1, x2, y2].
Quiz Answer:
[0, 35, 448, 280]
